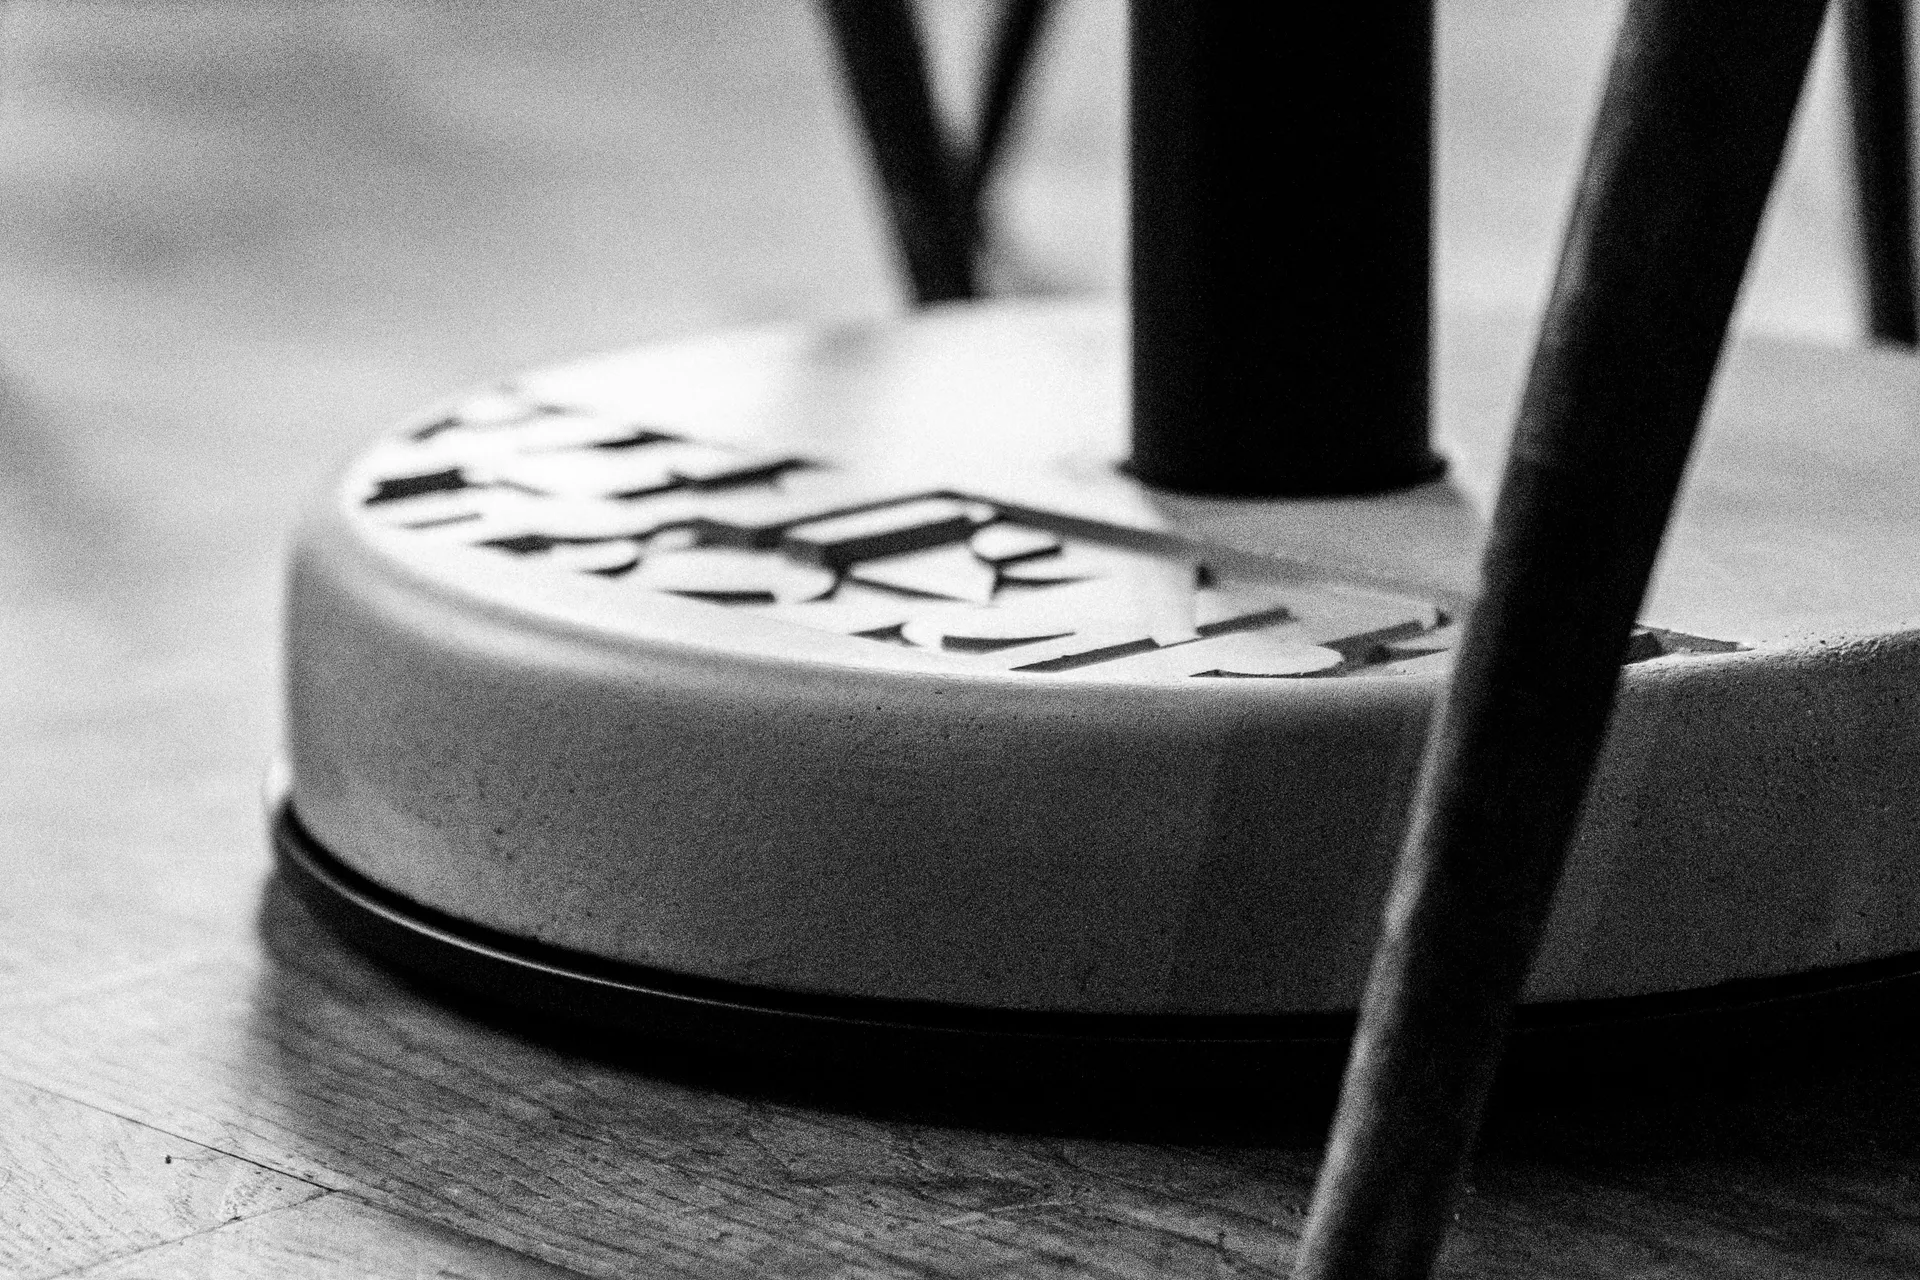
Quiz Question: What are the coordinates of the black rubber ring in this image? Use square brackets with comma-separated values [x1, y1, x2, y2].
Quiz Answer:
[271, 800, 1920, 1092]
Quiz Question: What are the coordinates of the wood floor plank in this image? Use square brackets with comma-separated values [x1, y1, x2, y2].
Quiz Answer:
[62, 1193, 591, 1280]
[5, 886, 1918, 1279]
[0, 889, 1314, 1279]
[0, 1075, 324, 1280]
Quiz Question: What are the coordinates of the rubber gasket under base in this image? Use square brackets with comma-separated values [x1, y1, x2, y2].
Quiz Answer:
[271, 801, 1920, 1093]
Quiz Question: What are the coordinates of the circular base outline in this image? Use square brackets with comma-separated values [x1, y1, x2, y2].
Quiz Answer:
[272, 800, 1920, 1088]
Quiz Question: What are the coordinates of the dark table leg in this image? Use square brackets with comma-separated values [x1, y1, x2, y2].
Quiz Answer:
[1292, 2, 1829, 1277]
[1128, 3, 1442, 497]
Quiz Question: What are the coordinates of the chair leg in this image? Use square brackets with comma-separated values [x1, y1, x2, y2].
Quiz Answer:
[1844, 0, 1918, 346]
[1291, 3, 1829, 1277]
[817, 0, 977, 303]
[958, 0, 1057, 243]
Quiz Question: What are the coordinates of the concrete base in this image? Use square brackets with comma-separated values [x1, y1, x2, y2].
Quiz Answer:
[284, 301, 1920, 1016]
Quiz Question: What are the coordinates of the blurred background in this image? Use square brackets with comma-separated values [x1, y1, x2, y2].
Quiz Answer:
[0, 0, 1865, 447]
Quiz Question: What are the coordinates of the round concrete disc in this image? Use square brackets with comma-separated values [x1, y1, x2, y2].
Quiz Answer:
[282, 300, 1920, 1030]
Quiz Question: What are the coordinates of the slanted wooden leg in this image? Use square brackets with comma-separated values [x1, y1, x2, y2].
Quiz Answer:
[817, 0, 976, 303]
[1292, 2, 1830, 1277]
[1843, 0, 1918, 345]
[818, 0, 1057, 303]
[958, 0, 1056, 244]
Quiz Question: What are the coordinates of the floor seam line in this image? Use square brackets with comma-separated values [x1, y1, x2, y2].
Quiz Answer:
[35, 1191, 338, 1280]
[0, 1065, 341, 1192]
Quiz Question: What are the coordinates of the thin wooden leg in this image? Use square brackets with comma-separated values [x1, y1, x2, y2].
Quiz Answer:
[1843, 0, 1918, 345]
[1291, 3, 1829, 1277]
[818, 0, 976, 303]
[959, 0, 1056, 242]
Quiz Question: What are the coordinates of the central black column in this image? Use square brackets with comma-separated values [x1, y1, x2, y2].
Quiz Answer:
[1129, 4, 1442, 496]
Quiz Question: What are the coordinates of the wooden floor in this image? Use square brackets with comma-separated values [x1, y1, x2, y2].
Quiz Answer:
[4, 2, 1919, 1275]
